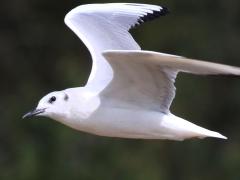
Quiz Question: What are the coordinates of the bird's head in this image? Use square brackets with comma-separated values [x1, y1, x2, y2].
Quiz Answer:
[23, 91, 69, 120]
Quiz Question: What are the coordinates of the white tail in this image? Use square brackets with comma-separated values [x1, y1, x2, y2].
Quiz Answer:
[194, 128, 227, 140]
[166, 114, 227, 140]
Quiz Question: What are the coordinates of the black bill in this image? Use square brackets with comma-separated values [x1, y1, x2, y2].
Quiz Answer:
[22, 108, 45, 119]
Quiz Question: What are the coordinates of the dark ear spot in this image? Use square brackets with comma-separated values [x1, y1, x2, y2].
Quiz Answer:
[64, 93, 69, 101]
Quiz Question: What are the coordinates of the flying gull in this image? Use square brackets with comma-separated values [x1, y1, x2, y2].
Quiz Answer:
[23, 3, 240, 140]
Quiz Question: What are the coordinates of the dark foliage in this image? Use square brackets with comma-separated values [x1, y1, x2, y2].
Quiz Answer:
[1, 0, 240, 179]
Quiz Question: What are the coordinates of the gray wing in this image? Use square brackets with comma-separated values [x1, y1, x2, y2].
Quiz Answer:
[101, 50, 240, 113]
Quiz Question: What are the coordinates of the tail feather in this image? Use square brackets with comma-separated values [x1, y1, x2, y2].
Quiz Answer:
[196, 129, 227, 140]
[168, 114, 227, 140]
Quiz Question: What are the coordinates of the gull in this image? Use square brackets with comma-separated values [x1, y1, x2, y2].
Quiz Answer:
[23, 3, 240, 141]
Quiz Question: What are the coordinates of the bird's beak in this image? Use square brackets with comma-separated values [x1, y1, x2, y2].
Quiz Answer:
[22, 108, 46, 119]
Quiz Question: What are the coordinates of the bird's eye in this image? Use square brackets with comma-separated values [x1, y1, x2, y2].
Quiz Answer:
[48, 96, 56, 104]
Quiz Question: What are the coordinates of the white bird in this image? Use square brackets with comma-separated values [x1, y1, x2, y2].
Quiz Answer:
[23, 3, 240, 141]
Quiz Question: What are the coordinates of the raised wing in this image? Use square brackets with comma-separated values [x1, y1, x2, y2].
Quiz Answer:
[64, 3, 168, 92]
[101, 50, 240, 113]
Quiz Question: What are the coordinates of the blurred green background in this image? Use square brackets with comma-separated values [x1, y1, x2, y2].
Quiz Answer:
[1, 0, 240, 179]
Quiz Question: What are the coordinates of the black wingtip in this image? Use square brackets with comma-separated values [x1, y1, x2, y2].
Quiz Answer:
[134, 6, 170, 28]
[160, 6, 170, 16]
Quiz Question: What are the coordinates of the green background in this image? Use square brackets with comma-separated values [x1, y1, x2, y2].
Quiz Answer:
[1, 0, 240, 179]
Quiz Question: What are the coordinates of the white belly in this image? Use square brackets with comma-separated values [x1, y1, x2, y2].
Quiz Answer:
[85, 107, 169, 139]
[61, 106, 199, 140]
[55, 103, 226, 140]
